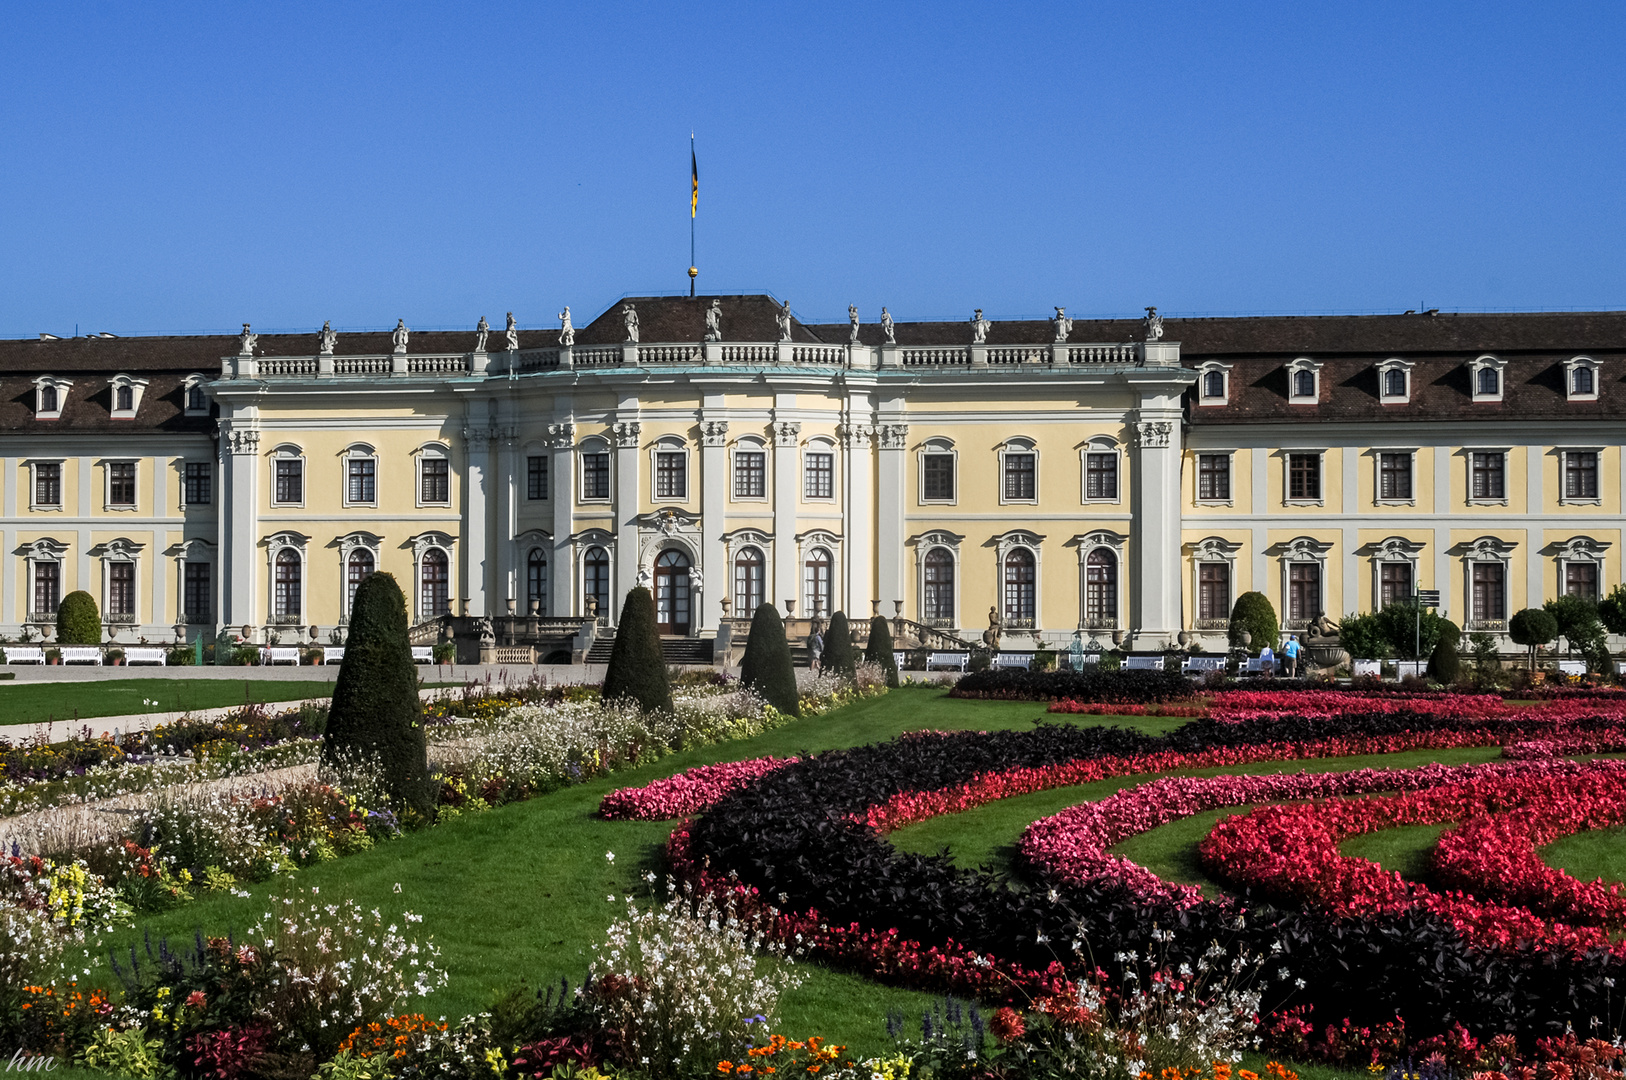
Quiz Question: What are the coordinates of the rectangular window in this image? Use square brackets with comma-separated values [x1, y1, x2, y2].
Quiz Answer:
[346, 458, 375, 504]
[581, 452, 610, 500]
[1379, 452, 1413, 500]
[655, 451, 687, 500]
[1288, 562, 1321, 621]
[1197, 454, 1230, 501]
[34, 561, 60, 615]
[1566, 561, 1599, 602]
[274, 459, 302, 504]
[1471, 452, 1505, 500]
[1379, 562, 1413, 608]
[1565, 451, 1599, 499]
[34, 463, 61, 507]
[1198, 562, 1230, 621]
[734, 451, 765, 498]
[527, 456, 548, 500]
[1288, 453, 1320, 500]
[184, 562, 211, 619]
[108, 461, 136, 506]
[1472, 562, 1506, 623]
[922, 453, 955, 501]
[804, 452, 834, 499]
[108, 562, 134, 616]
[1003, 452, 1036, 501]
[420, 458, 450, 503]
[184, 462, 211, 505]
[1085, 452, 1117, 500]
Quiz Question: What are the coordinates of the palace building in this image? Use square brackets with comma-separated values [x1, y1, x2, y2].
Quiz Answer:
[2, 295, 1623, 657]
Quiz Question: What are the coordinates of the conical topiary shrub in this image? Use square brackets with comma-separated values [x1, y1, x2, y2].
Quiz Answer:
[820, 611, 858, 681]
[56, 590, 101, 645]
[601, 586, 673, 716]
[1427, 632, 1462, 685]
[865, 615, 900, 688]
[739, 603, 799, 716]
[323, 573, 434, 817]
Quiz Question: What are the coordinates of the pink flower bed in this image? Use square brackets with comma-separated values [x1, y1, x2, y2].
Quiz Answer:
[1206, 690, 1626, 725]
[598, 756, 796, 820]
[1047, 701, 1205, 716]
[1502, 733, 1626, 759]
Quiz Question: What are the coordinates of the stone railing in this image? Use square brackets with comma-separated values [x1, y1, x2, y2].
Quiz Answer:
[258, 356, 318, 376]
[334, 355, 391, 375]
[407, 354, 469, 375]
[512, 349, 561, 372]
[901, 346, 970, 366]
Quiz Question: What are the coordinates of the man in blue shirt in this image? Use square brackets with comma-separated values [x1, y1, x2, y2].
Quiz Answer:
[1283, 635, 1302, 678]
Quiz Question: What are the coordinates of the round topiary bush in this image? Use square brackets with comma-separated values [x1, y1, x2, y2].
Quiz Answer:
[819, 611, 858, 681]
[322, 573, 435, 817]
[865, 615, 900, 688]
[739, 603, 799, 717]
[601, 586, 674, 716]
[1228, 591, 1279, 652]
[1509, 607, 1558, 669]
[56, 590, 101, 645]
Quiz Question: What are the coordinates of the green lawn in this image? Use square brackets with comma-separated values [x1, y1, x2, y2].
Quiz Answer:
[0, 678, 344, 726]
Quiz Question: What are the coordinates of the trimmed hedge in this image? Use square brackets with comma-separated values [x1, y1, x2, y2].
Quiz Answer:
[949, 666, 1195, 703]
[864, 615, 899, 688]
[322, 573, 434, 817]
[819, 611, 858, 681]
[56, 590, 101, 645]
[1228, 591, 1279, 651]
[601, 587, 673, 716]
[739, 603, 799, 717]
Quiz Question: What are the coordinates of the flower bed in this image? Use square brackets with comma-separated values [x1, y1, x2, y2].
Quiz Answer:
[599, 756, 797, 820]
[949, 667, 1197, 703]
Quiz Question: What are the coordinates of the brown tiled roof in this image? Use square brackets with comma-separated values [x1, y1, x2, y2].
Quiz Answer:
[0, 370, 216, 435]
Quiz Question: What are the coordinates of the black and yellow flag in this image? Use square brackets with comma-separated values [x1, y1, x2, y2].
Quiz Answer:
[690, 139, 699, 218]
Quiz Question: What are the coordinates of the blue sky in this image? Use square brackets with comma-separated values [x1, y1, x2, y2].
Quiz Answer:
[0, 1, 1621, 337]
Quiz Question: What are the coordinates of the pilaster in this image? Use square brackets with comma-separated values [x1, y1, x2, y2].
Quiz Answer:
[699, 410, 729, 630]
[771, 407, 801, 606]
[1131, 411, 1181, 646]
[613, 412, 642, 611]
[548, 421, 575, 614]
[875, 420, 908, 613]
[462, 424, 492, 616]
[840, 416, 875, 617]
[219, 422, 260, 632]
[495, 422, 518, 610]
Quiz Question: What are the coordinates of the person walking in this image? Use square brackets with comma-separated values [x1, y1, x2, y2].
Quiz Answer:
[1258, 642, 1276, 679]
[809, 623, 825, 675]
[1283, 634, 1301, 679]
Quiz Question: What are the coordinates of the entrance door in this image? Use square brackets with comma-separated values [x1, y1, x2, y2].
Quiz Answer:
[654, 549, 691, 635]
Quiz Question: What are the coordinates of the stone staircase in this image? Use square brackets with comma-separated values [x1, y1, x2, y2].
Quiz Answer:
[584, 636, 714, 666]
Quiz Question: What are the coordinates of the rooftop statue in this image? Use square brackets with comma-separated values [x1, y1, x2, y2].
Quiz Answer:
[392, 319, 410, 351]
[971, 309, 991, 344]
[704, 298, 723, 341]
[474, 315, 490, 353]
[622, 304, 639, 343]
[881, 307, 895, 344]
[1052, 306, 1073, 344]
[777, 300, 793, 342]
[505, 312, 519, 352]
[318, 321, 336, 355]
[848, 304, 860, 345]
[239, 323, 257, 355]
[1144, 306, 1164, 341]
[559, 306, 575, 347]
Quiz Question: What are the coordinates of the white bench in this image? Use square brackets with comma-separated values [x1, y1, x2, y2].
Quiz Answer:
[124, 647, 167, 666]
[1352, 659, 1382, 678]
[1125, 656, 1165, 671]
[1395, 661, 1426, 680]
[323, 646, 346, 664]
[1182, 656, 1225, 675]
[5, 646, 45, 664]
[1244, 657, 1275, 675]
[1557, 659, 1586, 677]
[994, 652, 1032, 670]
[894, 650, 907, 670]
[412, 646, 434, 664]
[927, 651, 969, 672]
[60, 646, 102, 665]
[1067, 652, 1100, 668]
[261, 647, 301, 665]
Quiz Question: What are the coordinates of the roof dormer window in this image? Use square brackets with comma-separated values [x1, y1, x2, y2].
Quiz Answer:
[108, 373, 149, 419]
[33, 376, 71, 420]
[1286, 358, 1321, 404]
[1565, 356, 1600, 402]
[1470, 355, 1506, 403]
[184, 374, 210, 415]
[1196, 361, 1231, 406]
[1377, 358, 1414, 404]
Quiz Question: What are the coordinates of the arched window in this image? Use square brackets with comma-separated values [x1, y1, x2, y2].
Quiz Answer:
[1385, 369, 1407, 397]
[1574, 366, 1595, 396]
[421, 549, 449, 618]
[1477, 367, 1499, 396]
[584, 546, 610, 616]
[923, 548, 955, 623]
[1085, 549, 1117, 624]
[1203, 370, 1225, 399]
[803, 547, 832, 618]
[1004, 548, 1035, 626]
[187, 383, 207, 412]
[275, 549, 302, 620]
[734, 548, 764, 616]
[116, 385, 133, 411]
[1293, 369, 1316, 398]
[654, 549, 692, 634]
[346, 550, 374, 612]
[527, 549, 548, 614]
[40, 385, 58, 413]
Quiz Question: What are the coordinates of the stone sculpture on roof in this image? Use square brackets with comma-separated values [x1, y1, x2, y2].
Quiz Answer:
[474, 315, 490, 353]
[392, 320, 410, 352]
[1144, 306, 1164, 341]
[622, 304, 639, 343]
[971, 309, 991, 344]
[881, 307, 895, 344]
[505, 312, 519, 352]
[1052, 306, 1073, 344]
[705, 298, 723, 342]
[238, 324, 257, 355]
[777, 300, 793, 342]
[318, 321, 337, 355]
[559, 307, 575, 347]
[848, 304, 860, 345]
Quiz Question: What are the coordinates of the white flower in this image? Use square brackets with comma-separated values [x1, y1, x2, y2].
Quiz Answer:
[606, 851, 616, 863]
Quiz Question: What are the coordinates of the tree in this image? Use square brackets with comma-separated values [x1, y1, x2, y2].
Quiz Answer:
[1337, 611, 1391, 661]
[1599, 583, 1626, 637]
[739, 603, 799, 716]
[1371, 602, 1455, 660]
[865, 615, 900, 688]
[1544, 594, 1606, 655]
[601, 587, 674, 716]
[56, 590, 101, 646]
[1227, 592, 1279, 652]
[819, 611, 858, 681]
[323, 573, 435, 817]
[1508, 607, 1558, 670]
[1427, 631, 1462, 685]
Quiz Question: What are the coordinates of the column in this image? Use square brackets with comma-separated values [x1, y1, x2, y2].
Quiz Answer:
[875, 420, 908, 614]
[1525, 445, 1544, 610]
[219, 424, 260, 631]
[462, 425, 491, 616]
[2, 457, 13, 626]
[613, 410, 642, 611]
[549, 421, 576, 615]
[1131, 402, 1183, 647]
[699, 406, 728, 630]
[495, 424, 518, 610]
[771, 403, 800, 607]
[841, 415, 875, 618]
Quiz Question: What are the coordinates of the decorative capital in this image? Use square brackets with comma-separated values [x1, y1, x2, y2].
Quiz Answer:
[837, 422, 875, 449]
[1135, 420, 1173, 449]
[772, 420, 801, 447]
[223, 426, 260, 456]
[547, 422, 575, 449]
[877, 423, 909, 449]
[701, 419, 730, 447]
[462, 425, 493, 450]
[614, 420, 642, 448]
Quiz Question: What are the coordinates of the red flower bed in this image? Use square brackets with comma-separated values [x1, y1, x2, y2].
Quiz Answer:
[1047, 701, 1205, 716]
[1206, 690, 1626, 724]
[598, 756, 796, 820]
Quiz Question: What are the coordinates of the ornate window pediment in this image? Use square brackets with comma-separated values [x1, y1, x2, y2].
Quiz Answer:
[1564, 356, 1601, 402]
[1471, 355, 1506, 402]
[407, 531, 455, 560]
[1186, 536, 1243, 561]
[1287, 358, 1322, 403]
[1377, 358, 1414, 404]
[33, 375, 71, 419]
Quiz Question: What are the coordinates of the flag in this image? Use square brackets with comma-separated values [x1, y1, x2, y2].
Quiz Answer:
[690, 139, 698, 218]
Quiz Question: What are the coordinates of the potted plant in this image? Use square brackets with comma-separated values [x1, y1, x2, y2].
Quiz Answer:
[1032, 648, 1057, 671]
[45, 647, 61, 665]
[105, 647, 126, 666]
[432, 641, 456, 664]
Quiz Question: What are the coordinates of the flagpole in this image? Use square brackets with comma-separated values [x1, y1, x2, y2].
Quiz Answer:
[689, 133, 698, 297]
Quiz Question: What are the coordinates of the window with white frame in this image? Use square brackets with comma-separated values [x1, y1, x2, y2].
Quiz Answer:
[527, 455, 548, 500]
[106, 560, 135, 618]
[108, 374, 148, 418]
[184, 461, 211, 506]
[802, 547, 832, 617]
[1563, 449, 1601, 501]
[1084, 548, 1118, 626]
[344, 445, 377, 506]
[1469, 450, 1507, 501]
[183, 560, 211, 620]
[31, 460, 63, 509]
[1287, 359, 1321, 403]
[1462, 537, 1514, 628]
[184, 375, 209, 415]
[583, 546, 611, 615]
[1197, 363, 1231, 405]
[1197, 452, 1231, 502]
[526, 548, 548, 614]
[33, 376, 70, 419]
[1378, 359, 1413, 404]
[33, 559, 61, 617]
[733, 440, 766, 500]
[1377, 451, 1414, 501]
[419, 548, 449, 617]
[346, 549, 374, 613]
[1082, 440, 1119, 502]
[1565, 356, 1601, 402]
[1000, 440, 1038, 503]
[1286, 452, 1321, 502]
[1471, 356, 1506, 402]
[1556, 538, 1609, 604]
[922, 547, 955, 624]
[581, 446, 611, 501]
[920, 440, 956, 503]
[106, 460, 137, 508]
[274, 548, 303, 621]
[1565, 559, 1599, 601]
[1379, 561, 1413, 608]
[654, 443, 688, 501]
[418, 445, 451, 506]
[803, 444, 835, 500]
[271, 448, 304, 506]
[1003, 547, 1037, 627]
[1198, 562, 1230, 621]
[733, 547, 765, 615]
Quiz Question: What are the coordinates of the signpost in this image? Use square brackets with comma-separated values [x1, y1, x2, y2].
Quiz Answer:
[1412, 590, 1442, 661]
